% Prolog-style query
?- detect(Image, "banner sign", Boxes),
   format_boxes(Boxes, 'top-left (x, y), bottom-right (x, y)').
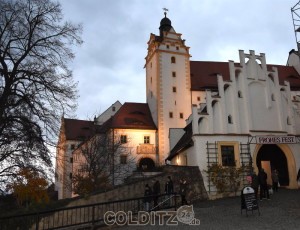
top-left (257, 136), bottom-right (297, 144)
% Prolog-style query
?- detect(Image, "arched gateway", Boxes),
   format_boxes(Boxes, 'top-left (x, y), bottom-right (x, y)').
top-left (253, 144), bottom-right (298, 189)
top-left (138, 157), bottom-right (155, 171)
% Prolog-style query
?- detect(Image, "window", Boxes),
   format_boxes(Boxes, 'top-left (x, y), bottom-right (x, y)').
top-left (70, 144), bottom-right (75, 150)
top-left (120, 135), bottom-right (127, 144)
top-left (69, 173), bottom-right (73, 179)
top-left (171, 56), bottom-right (176, 63)
top-left (271, 94), bottom-right (275, 101)
top-left (150, 62), bottom-right (152, 68)
top-left (151, 91), bottom-right (153, 98)
top-left (228, 115), bottom-right (233, 124)
top-left (172, 72), bottom-right (176, 77)
top-left (173, 87), bottom-right (176, 92)
top-left (180, 113), bottom-right (183, 119)
top-left (120, 155), bottom-right (127, 164)
top-left (287, 116), bottom-right (292, 125)
top-left (144, 136), bottom-right (150, 144)
top-left (169, 112), bottom-right (173, 118)
top-left (221, 146), bottom-right (235, 166)
top-left (151, 77), bottom-right (152, 83)
top-left (112, 106), bottom-right (116, 112)
top-left (238, 91), bottom-right (242, 98)
top-left (70, 157), bottom-right (73, 163)
top-left (197, 96), bottom-right (201, 101)
top-left (176, 46), bottom-right (179, 50)
top-left (166, 45), bottom-right (170, 49)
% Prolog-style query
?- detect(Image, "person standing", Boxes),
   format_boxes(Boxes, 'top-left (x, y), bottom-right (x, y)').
top-left (143, 184), bottom-right (152, 211)
top-left (251, 172), bottom-right (259, 199)
top-left (179, 179), bottom-right (188, 205)
top-left (165, 176), bottom-right (174, 194)
top-left (152, 180), bottom-right (160, 210)
top-left (258, 168), bottom-right (270, 200)
top-left (165, 176), bottom-right (174, 206)
top-left (271, 169), bottom-right (279, 192)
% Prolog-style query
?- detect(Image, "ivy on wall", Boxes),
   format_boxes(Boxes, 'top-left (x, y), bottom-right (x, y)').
top-left (206, 164), bottom-right (248, 194)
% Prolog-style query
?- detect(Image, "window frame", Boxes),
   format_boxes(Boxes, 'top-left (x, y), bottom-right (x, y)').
top-left (144, 136), bottom-right (150, 144)
top-left (120, 135), bottom-right (127, 144)
top-left (217, 142), bottom-right (240, 167)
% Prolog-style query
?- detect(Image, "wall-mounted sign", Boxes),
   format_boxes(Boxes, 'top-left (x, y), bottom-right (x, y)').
top-left (257, 136), bottom-right (297, 144)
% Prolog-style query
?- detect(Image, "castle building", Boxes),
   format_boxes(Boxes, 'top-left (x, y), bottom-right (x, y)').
top-left (55, 13), bottom-right (300, 199)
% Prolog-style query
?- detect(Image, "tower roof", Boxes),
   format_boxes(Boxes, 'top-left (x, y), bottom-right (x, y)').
top-left (159, 12), bottom-right (172, 34)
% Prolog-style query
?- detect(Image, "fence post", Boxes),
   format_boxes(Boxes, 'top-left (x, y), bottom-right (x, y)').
top-left (35, 213), bottom-right (39, 230)
top-left (174, 193), bottom-right (177, 211)
top-left (92, 206), bottom-right (95, 229)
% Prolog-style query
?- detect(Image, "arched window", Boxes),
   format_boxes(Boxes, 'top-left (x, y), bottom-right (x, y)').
top-left (238, 91), bottom-right (243, 98)
top-left (171, 56), bottom-right (176, 63)
top-left (228, 115), bottom-right (233, 124)
top-left (271, 94), bottom-right (275, 101)
top-left (287, 116), bottom-right (292, 125)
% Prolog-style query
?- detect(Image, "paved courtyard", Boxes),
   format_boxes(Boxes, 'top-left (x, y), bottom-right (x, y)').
top-left (117, 188), bottom-right (300, 229)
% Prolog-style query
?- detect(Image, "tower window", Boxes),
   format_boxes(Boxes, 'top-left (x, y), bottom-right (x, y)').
top-left (171, 56), bottom-right (176, 63)
top-left (228, 115), bottom-right (233, 124)
top-left (180, 113), bottom-right (183, 119)
top-left (172, 72), bottom-right (176, 77)
top-left (173, 87), bottom-right (177, 92)
top-left (169, 112), bottom-right (173, 118)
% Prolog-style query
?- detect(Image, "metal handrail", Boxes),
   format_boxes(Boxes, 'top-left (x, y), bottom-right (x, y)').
top-left (0, 192), bottom-right (180, 230)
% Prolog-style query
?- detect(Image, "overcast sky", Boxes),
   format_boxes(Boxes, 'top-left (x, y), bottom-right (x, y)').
top-left (59, 0), bottom-right (298, 120)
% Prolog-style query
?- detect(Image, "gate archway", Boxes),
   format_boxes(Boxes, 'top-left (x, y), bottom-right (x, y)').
top-left (253, 144), bottom-right (297, 188)
top-left (139, 157), bottom-right (155, 171)
top-left (256, 144), bottom-right (289, 186)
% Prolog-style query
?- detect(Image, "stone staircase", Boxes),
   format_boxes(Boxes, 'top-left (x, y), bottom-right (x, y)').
top-left (66, 165), bottom-right (208, 208)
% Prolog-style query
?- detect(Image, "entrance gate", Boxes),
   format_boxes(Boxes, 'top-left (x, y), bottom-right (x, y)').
top-left (248, 135), bottom-right (299, 188)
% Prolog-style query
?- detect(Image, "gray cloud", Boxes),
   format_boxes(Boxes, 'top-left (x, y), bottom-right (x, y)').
top-left (59, 0), bottom-right (297, 119)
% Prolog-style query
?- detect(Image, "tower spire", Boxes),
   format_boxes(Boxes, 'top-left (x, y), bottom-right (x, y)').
top-left (162, 7), bottom-right (168, 17)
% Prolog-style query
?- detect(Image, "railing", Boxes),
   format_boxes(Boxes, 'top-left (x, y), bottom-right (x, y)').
top-left (0, 193), bottom-right (180, 230)
top-left (136, 144), bottom-right (156, 154)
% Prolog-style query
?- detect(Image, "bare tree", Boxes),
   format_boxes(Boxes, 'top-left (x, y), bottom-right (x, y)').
top-left (0, 0), bottom-right (82, 185)
top-left (72, 131), bottom-right (136, 196)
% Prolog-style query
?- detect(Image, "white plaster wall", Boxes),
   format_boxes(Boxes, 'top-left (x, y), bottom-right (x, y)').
top-left (96, 101), bottom-right (122, 125)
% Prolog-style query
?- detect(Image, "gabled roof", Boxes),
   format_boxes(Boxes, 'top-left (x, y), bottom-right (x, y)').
top-left (166, 122), bottom-right (193, 161)
top-left (62, 103), bottom-right (157, 141)
top-left (190, 61), bottom-right (300, 90)
top-left (63, 118), bottom-right (99, 141)
top-left (110, 102), bottom-right (157, 130)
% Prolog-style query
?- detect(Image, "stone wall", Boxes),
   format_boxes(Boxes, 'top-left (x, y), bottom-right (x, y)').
top-left (66, 165), bottom-right (208, 207)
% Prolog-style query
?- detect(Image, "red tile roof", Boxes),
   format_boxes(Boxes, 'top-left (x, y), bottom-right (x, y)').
top-left (190, 61), bottom-right (300, 90)
top-left (62, 103), bottom-right (157, 141)
top-left (111, 102), bottom-right (157, 130)
top-left (63, 118), bottom-right (99, 141)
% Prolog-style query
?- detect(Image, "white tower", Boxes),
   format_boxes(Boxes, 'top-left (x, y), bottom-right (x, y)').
top-left (145, 12), bottom-right (192, 163)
